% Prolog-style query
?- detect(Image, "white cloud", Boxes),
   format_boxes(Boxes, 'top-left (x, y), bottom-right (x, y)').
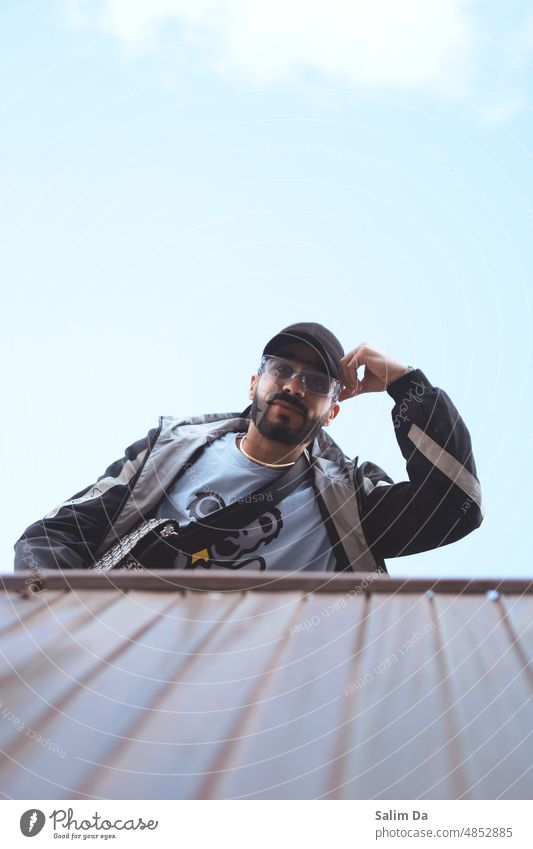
top-left (68, 0), bottom-right (480, 95)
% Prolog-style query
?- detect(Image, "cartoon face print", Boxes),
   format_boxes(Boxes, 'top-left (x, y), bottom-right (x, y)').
top-left (210, 507), bottom-right (283, 567)
top-left (174, 492), bottom-right (284, 571)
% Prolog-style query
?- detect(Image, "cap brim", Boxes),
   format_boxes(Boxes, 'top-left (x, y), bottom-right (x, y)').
top-left (263, 331), bottom-right (341, 381)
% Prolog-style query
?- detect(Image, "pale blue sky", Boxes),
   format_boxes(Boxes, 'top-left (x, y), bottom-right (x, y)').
top-left (2, 1), bottom-right (532, 577)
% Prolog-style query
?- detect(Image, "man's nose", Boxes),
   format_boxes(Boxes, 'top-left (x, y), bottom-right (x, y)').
top-left (281, 374), bottom-right (305, 396)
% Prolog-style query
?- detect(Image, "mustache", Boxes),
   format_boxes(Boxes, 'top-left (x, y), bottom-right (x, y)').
top-left (267, 393), bottom-right (308, 417)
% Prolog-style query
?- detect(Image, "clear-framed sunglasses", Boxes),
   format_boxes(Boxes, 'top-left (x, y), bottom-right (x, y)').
top-left (259, 355), bottom-right (341, 398)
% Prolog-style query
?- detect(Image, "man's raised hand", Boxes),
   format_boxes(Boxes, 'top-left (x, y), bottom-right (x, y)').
top-left (338, 343), bottom-right (408, 402)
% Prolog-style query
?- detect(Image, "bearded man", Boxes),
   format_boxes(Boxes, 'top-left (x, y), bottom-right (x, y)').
top-left (14, 323), bottom-right (482, 574)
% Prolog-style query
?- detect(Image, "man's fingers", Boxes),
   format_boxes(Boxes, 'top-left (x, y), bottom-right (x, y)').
top-left (339, 385), bottom-right (358, 402)
top-left (340, 344), bottom-right (370, 387)
top-left (339, 343), bottom-right (406, 395)
top-left (339, 375), bottom-right (365, 402)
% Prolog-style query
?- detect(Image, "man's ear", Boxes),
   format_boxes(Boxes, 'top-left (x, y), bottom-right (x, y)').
top-left (249, 374), bottom-right (259, 400)
top-left (322, 401), bottom-right (340, 427)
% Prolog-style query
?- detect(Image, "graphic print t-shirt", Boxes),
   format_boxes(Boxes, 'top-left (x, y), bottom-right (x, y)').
top-left (154, 433), bottom-right (336, 572)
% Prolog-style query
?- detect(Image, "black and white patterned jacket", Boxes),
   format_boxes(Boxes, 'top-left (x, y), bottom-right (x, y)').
top-left (14, 368), bottom-right (483, 574)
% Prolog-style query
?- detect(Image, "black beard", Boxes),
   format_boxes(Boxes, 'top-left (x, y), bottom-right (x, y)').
top-left (250, 389), bottom-right (325, 446)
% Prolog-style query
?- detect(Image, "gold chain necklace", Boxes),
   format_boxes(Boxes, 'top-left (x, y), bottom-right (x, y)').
top-left (238, 435), bottom-right (296, 468)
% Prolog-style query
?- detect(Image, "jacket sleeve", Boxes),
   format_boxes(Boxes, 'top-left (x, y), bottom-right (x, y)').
top-left (359, 369), bottom-right (483, 559)
top-left (14, 425), bottom-right (161, 571)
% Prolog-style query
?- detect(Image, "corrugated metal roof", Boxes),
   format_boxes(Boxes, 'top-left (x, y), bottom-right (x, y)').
top-left (1, 571), bottom-right (532, 800)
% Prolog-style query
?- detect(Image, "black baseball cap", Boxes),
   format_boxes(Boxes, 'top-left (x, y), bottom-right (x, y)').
top-left (262, 322), bottom-right (344, 381)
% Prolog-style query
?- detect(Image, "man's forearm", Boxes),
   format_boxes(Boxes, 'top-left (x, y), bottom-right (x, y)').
top-left (361, 369), bottom-right (482, 558)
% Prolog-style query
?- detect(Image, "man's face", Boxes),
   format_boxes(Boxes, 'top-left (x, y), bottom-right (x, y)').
top-left (248, 341), bottom-right (340, 446)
